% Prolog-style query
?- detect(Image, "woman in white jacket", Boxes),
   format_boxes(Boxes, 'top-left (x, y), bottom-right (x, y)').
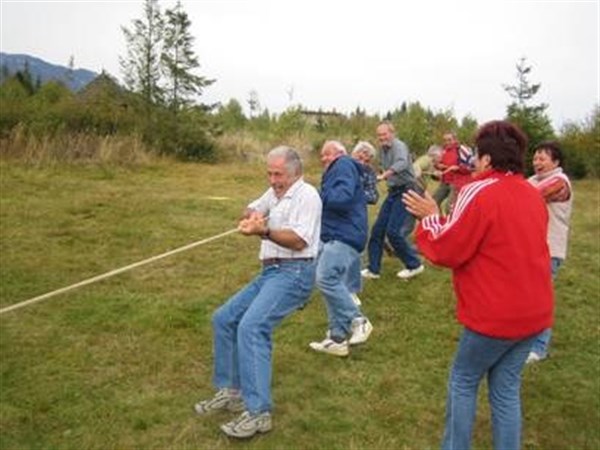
top-left (527, 140), bottom-right (573, 363)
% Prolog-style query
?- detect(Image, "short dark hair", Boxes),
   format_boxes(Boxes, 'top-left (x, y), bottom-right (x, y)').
top-left (475, 121), bottom-right (528, 174)
top-left (533, 141), bottom-right (564, 167)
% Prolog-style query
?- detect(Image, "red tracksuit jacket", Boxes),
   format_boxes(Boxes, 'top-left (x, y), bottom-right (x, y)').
top-left (417, 170), bottom-right (554, 339)
top-left (438, 144), bottom-right (473, 188)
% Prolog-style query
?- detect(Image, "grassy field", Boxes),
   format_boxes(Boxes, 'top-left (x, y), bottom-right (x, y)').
top-left (0, 159), bottom-right (598, 450)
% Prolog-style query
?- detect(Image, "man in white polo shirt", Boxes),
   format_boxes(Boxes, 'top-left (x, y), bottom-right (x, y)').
top-left (194, 146), bottom-right (322, 438)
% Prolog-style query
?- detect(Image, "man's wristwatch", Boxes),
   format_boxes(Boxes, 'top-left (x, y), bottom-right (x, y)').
top-left (261, 228), bottom-right (271, 240)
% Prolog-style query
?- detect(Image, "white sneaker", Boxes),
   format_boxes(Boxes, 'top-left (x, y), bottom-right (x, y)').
top-left (361, 269), bottom-right (380, 279)
top-left (220, 411), bottom-right (272, 438)
top-left (350, 293), bottom-right (362, 306)
top-left (309, 336), bottom-right (349, 356)
top-left (194, 388), bottom-right (245, 415)
top-left (526, 351), bottom-right (543, 364)
top-left (349, 317), bottom-right (373, 345)
top-left (397, 265), bottom-right (425, 279)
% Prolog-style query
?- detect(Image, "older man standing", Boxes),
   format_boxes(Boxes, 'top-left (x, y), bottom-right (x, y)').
top-left (194, 146), bottom-right (322, 439)
top-left (433, 132), bottom-right (474, 213)
top-left (309, 141), bottom-right (373, 356)
top-left (361, 121), bottom-right (425, 280)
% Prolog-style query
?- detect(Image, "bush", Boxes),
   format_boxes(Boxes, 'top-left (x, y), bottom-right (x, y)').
top-left (143, 107), bottom-right (216, 162)
top-left (559, 108), bottom-right (599, 179)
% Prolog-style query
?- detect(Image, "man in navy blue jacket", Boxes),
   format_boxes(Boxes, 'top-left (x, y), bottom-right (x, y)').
top-left (309, 141), bottom-right (374, 357)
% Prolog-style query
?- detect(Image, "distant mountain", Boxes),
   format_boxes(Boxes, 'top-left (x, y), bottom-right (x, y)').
top-left (0, 52), bottom-right (98, 92)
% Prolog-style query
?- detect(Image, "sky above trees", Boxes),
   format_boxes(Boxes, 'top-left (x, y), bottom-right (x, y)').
top-left (1, 0), bottom-right (598, 128)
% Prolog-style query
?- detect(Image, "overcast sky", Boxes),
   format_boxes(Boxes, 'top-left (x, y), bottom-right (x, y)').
top-left (1, 0), bottom-right (598, 129)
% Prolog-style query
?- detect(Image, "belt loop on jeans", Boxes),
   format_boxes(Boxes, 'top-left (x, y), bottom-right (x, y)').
top-left (261, 257), bottom-right (314, 267)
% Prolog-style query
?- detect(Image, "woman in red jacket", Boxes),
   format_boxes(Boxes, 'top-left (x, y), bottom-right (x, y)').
top-left (403, 121), bottom-right (553, 450)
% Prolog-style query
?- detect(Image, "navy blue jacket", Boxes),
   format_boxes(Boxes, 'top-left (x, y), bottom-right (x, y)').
top-left (320, 155), bottom-right (368, 253)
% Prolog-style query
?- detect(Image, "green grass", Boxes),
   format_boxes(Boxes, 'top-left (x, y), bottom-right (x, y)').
top-left (0, 160), bottom-right (598, 449)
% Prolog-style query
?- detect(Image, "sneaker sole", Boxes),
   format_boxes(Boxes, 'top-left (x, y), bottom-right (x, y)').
top-left (220, 423), bottom-right (272, 439)
top-left (194, 398), bottom-right (244, 415)
top-left (361, 270), bottom-right (380, 279)
top-left (308, 343), bottom-right (349, 357)
top-left (397, 268), bottom-right (425, 279)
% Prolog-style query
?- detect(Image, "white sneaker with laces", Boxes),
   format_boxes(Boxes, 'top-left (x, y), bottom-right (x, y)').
top-left (361, 269), bottom-right (380, 279)
top-left (194, 388), bottom-right (244, 415)
top-left (397, 265), bottom-right (425, 279)
top-left (350, 293), bottom-right (362, 306)
top-left (349, 317), bottom-right (373, 345)
top-left (309, 336), bottom-right (349, 356)
top-left (220, 410), bottom-right (272, 438)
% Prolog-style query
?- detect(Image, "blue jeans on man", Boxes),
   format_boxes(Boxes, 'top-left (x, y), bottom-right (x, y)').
top-left (316, 240), bottom-right (363, 339)
top-left (211, 260), bottom-right (315, 413)
top-left (347, 254), bottom-right (362, 295)
top-left (367, 189), bottom-right (421, 274)
top-left (530, 257), bottom-right (563, 358)
top-left (442, 328), bottom-right (537, 450)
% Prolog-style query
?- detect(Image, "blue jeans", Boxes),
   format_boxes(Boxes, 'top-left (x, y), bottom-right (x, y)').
top-left (442, 328), bottom-right (536, 450)
top-left (347, 255), bottom-right (362, 294)
top-left (367, 190), bottom-right (421, 273)
top-left (316, 240), bottom-right (363, 340)
top-left (211, 260), bottom-right (315, 413)
top-left (530, 257), bottom-right (563, 357)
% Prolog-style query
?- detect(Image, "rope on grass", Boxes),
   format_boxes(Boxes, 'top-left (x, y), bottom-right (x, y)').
top-left (0, 228), bottom-right (239, 316)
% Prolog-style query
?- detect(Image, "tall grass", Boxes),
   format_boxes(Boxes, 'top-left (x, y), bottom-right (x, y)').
top-left (0, 159), bottom-right (598, 450)
top-left (0, 125), bottom-right (154, 167)
top-left (0, 126), bottom-right (323, 168)
top-left (214, 131), bottom-right (319, 164)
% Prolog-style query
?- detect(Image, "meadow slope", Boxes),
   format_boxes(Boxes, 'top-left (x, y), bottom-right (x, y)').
top-left (1, 160), bottom-right (598, 450)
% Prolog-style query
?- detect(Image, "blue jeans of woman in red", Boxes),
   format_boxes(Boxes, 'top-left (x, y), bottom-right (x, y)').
top-left (442, 328), bottom-right (536, 450)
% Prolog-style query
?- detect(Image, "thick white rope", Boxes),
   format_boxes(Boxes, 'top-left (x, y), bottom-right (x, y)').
top-left (0, 228), bottom-right (239, 316)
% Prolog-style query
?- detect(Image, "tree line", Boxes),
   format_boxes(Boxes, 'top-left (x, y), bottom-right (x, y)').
top-left (0, 0), bottom-right (597, 177)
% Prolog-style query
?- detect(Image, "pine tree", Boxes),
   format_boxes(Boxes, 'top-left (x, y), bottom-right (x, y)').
top-left (503, 57), bottom-right (554, 171)
top-left (162, 0), bottom-right (214, 112)
top-left (64, 55), bottom-right (75, 88)
top-left (16, 59), bottom-right (35, 95)
top-left (120, 0), bottom-right (164, 106)
top-left (503, 57), bottom-right (542, 107)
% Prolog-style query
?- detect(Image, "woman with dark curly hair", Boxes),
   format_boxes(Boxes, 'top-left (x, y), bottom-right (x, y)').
top-left (403, 120), bottom-right (553, 450)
